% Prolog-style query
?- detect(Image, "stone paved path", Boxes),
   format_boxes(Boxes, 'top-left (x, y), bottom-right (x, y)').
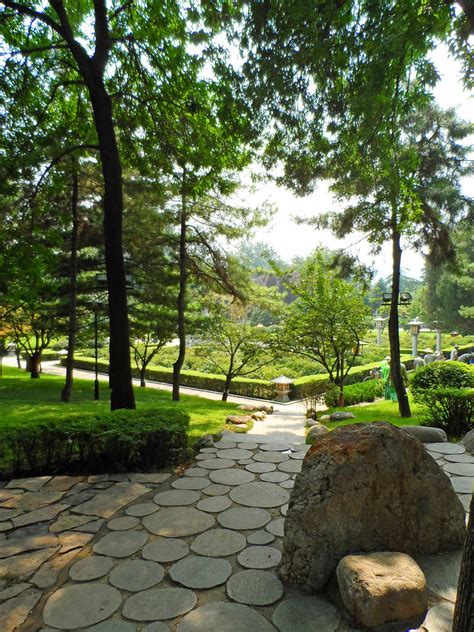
top-left (0, 436), bottom-right (471, 632)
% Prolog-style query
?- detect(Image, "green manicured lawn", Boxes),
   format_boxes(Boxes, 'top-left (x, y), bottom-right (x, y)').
top-left (324, 397), bottom-right (425, 430)
top-left (0, 366), bottom-right (241, 443)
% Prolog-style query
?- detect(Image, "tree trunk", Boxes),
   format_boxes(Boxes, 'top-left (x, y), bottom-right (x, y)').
top-left (172, 175), bottom-right (188, 401)
top-left (389, 229), bottom-right (411, 417)
top-left (61, 169), bottom-right (79, 403)
top-left (222, 372), bottom-right (233, 402)
top-left (30, 351), bottom-right (41, 378)
top-left (140, 367), bottom-right (146, 388)
top-left (16, 348), bottom-right (21, 368)
top-left (453, 494), bottom-right (473, 631)
top-left (87, 79), bottom-right (135, 410)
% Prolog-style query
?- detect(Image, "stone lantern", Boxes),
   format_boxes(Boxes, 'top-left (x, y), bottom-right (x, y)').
top-left (271, 375), bottom-right (293, 402)
top-left (408, 318), bottom-right (422, 358)
top-left (374, 316), bottom-right (386, 345)
top-left (432, 320), bottom-right (442, 354)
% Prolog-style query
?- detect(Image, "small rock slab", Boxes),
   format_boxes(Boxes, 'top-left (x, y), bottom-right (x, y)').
top-left (450, 476), bottom-right (474, 494)
top-left (253, 452), bottom-right (289, 464)
top-left (246, 462), bottom-right (276, 473)
top-left (170, 555), bottom-right (232, 589)
top-left (125, 503), bottom-right (158, 517)
top-left (142, 537), bottom-right (189, 563)
top-left (176, 602), bottom-right (276, 632)
top-left (0, 587), bottom-right (42, 632)
top-left (172, 478), bottom-right (211, 490)
top-left (278, 460), bottom-right (302, 474)
top-left (6, 477), bottom-right (51, 492)
top-left (279, 479), bottom-right (295, 489)
top-left (110, 559), bottom-right (165, 591)
top-left (209, 469), bottom-right (255, 486)
top-left (153, 490), bottom-right (200, 506)
top-left (266, 518), bottom-right (285, 537)
top-left (247, 530), bottom-right (275, 545)
top-left (0, 548), bottom-right (57, 581)
top-left (0, 533), bottom-right (58, 559)
top-left (230, 482), bottom-right (289, 508)
top-left (69, 556), bottom-right (114, 581)
top-left (218, 507), bottom-right (272, 530)
top-left (202, 484), bottom-right (231, 496)
top-left (190, 528), bottom-right (246, 557)
top-left (197, 459), bottom-right (236, 470)
top-left (43, 583), bottom-right (122, 629)
top-left (214, 441), bottom-right (236, 449)
top-left (73, 483), bottom-right (149, 519)
top-left (143, 507), bottom-right (214, 537)
top-left (108, 516), bottom-right (140, 531)
top-left (289, 452), bottom-right (306, 460)
top-left (260, 443), bottom-right (290, 452)
top-left (196, 496), bottom-right (232, 513)
top-left (88, 622), bottom-right (136, 632)
top-left (13, 503), bottom-right (68, 528)
top-left (444, 453), bottom-right (474, 463)
top-left (272, 595), bottom-right (341, 632)
top-left (443, 462), bottom-right (474, 477)
top-left (216, 448), bottom-right (254, 460)
top-left (50, 514), bottom-right (92, 533)
top-left (237, 546), bottom-right (282, 569)
top-left (227, 569), bottom-right (284, 606)
top-left (122, 587), bottom-right (196, 621)
top-left (260, 471), bottom-right (290, 483)
top-left (93, 531), bottom-right (148, 558)
top-left (31, 549), bottom-right (79, 588)
top-left (426, 442), bottom-right (465, 454)
top-left (184, 468), bottom-right (209, 478)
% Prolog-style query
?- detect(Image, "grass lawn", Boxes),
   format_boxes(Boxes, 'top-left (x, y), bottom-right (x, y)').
top-left (0, 366), bottom-right (241, 444)
top-left (324, 396), bottom-right (425, 431)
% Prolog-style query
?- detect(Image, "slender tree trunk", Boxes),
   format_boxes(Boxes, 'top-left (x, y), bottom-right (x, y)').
top-left (30, 351), bottom-right (41, 378)
top-left (453, 495), bottom-right (473, 631)
top-left (61, 170), bottom-right (79, 403)
top-left (16, 348), bottom-right (21, 368)
top-left (389, 229), bottom-right (411, 417)
top-left (172, 175), bottom-right (187, 401)
top-left (140, 366), bottom-right (146, 388)
top-left (222, 361), bottom-right (234, 402)
top-left (87, 79), bottom-right (135, 410)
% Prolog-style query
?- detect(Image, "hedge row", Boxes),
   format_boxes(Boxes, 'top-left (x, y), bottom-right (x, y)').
top-left (66, 357), bottom-right (276, 400)
top-left (0, 408), bottom-right (190, 479)
top-left (324, 379), bottom-right (384, 407)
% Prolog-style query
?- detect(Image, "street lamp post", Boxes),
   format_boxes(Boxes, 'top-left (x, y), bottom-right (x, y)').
top-left (374, 316), bottom-right (386, 345)
top-left (408, 318), bottom-right (422, 358)
top-left (432, 321), bottom-right (442, 354)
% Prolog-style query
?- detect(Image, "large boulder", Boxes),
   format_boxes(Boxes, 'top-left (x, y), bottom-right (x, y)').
top-left (306, 423), bottom-right (329, 441)
top-left (329, 411), bottom-right (356, 421)
top-left (336, 552), bottom-right (427, 628)
top-left (280, 423), bottom-right (465, 592)
top-left (401, 425), bottom-right (447, 444)
top-left (462, 428), bottom-right (474, 453)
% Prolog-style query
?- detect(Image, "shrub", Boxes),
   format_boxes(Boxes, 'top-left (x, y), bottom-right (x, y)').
top-left (410, 361), bottom-right (474, 390)
top-left (415, 388), bottom-right (474, 437)
top-left (0, 408), bottom-right (190, 479)
top-left (296, 380), bottom-right (331, 418)
top-left (324, 379), bottom-right (384, 407)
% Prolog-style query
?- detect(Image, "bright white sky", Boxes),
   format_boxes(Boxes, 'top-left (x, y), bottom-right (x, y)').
top-left (243, 43), bottom-right (473, 280)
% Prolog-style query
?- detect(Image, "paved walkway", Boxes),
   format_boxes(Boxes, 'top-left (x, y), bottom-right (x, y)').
top-left (0, 433), bottom-right (472, 632)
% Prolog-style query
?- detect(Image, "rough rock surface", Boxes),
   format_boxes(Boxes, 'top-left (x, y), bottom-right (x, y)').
top-left (402, 426), bottom-right (447, 443)
top-left (329, 412), bottom-right (355, 421)
top-left (336, 552), bottom-right (428, 628)
top-left (462, 428), bottom-right (474, 453)
top-left (306, 423), bottom-right (329, 440)
top-left (280, 423), bottom-right (466, 591)
top-left (226, 415), bottom-right (251, 425)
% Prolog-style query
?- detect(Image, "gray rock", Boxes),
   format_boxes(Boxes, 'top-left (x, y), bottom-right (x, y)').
top-left (277, 460), bottom-right (302, 474)
top-left (169, 555), bottom-right (232, 588)
top-left (31, 548), bottom-right (79, 588)
top-left (306, 423), bottom-right (330, 440)
top-left (414, 550), bottom-right (462, 602)
top-left (329, 412), bottom-right (356, 421)
top-left (153, 490), bottom-right (200, 506)
top-left (197, 458), bottom-right (236, 470)
top-left (444, 452), bottom-right (474, 463)
top-left (216, 448), bottom-right (254, 460)
top-left (217, 507), bottom-right (272, 530)
top-left (125, 502), bottom-right (159, 517)
top-left (230, 482), bottom-right (289, 508)
top-left (73, 482), bottom-right (149, 518)
top-left (196, 496), bottom-right (232, 513)
top-left (247, 530), bottom-right (275, 545)
top-left (171, 477), bottom-right (211, 490)
top-left (176, 602), bottom-right (276, 632)
top-left (43, 583), bottom-right (122, 629)
top-left (122, 587), bottom-right (196, 621)
top-left (202, 483), bottom-right (231, 496)
top-left (272, 595), bottom-right (341, 632)
top-left (226, 415), bottom-right (252, 425)
top-left (281, 423), bottom-right (466, 592)
top-left (184, 467), bottom-right (211, 478)
top-left (69, 555), bottom-right (114, 581)
top-left (237, 546), bottom-right (282, 569)
top-left (195, 434), bottom-right (214, 449)
top-left (253, 452), bottom-right (289, 464)
top-left (226, 569), bottom-right (284, 605)
top-left (190, 528), bottom-right (246, 557)
top-left (6, 476), bottom-right (51, 491)
top-left (266, 518), bottom-right (285, 537)
top-left (209, 468), bottom-right (255, 486)
top-left (279, 479), bottom-right (295, 489)
top-left (0, 582), bottom-right (30, 602)
top-left (0, 533), bottom-right (58, 559)
top-left (443, 462), bottom-right (474, 477)
top-left (142, 537), bottom-right (189, 563)
top-left (0, 547), bottom-right (57, 581)
top-left (108, 516), bottom-right (140, 530)
top-left (402, 426), bottom-right (447, 443)
top-left (462, 428), bottom-right (474, 453)
top-left (450, 476), bottom-right (474, 493)
top-left (142, 507), bottom-right (214, 537)
top-left (245, 462), bottom-right (277, 473)
top-left (73, 518), bottom-right (104, 533)
top-left (260, 443), bottom-right (290, 451)
top-left (213, 441), bottom-right (236, 449)
top-left (260, 471), bottom-right (290, 483)
top-left (12, 503), bottom-right (69, 528)
top-left (426, 442), bottom-right (465, 454)
top-left (109, 559), bottom-right (165, 591)
top-left (0, 587), bottom-right (42, 632)
top-left (50, 514), bottom-right (92, 533)
top-left (93, 530), bottom-right (148, 557)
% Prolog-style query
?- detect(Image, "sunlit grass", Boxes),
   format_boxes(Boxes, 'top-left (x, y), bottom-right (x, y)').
top-left (324, 396), bottom-right (425, 430)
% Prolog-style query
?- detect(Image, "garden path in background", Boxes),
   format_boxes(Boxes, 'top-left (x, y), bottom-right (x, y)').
top-left (0, 436), bottom-right (472, 632)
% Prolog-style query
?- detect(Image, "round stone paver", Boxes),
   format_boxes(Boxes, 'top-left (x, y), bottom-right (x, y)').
top-left (122, 587), bottom-right (196, 621)
top-left (272, 595), bottom-right (341, 631)
top-left (253, 452), bottom-right (289, 464)
top-left (260, 471), bottom-right (290, 483)
top-left (444, 453), bottom-right (474, 463)
top-left (245, 462), bottom-right (276, 474)
top-left (88, 621), bottom-right (136, 632)
top-left (197, 458), bottom-right (236, 470)
top-left (237, 546), bottom-right (282, 569)
top-left (227, 569), bottom-right (284, 606)
top-left (93, 530), bottom-right (148, 558)
top-left (279, 479), bottom-right (295, 489)
top-left (216, 448), bottom-right (254, 460)
top-left (190, 528), bottom-right (246, 557)
top-left (213, 441), bottom-right (236, 449)
top-left (289, 451), bottom-right (306, 460)
top-left (169, 555), bottom-right (232, 589)
top-left (196, 496), bottom-right (232, 513)
top-left (195, 453), bottom-right (216, 460)
top-left (143, 507), bottom-right (214, 537)
top-left (184, 468), bottom-right (210, 478)
top-left (143, 623), bottom-right (170, 632)
top-left (443, 462), bottom-right (474, 477)
top-left (278, 460), bottom-right (302, 473)
top-left (43, 583), bottom-right (122, 629)
top-left (238, 458), bottom-right (253, 465)
top-left (109, 559), bottom-right (165, 592)
top-left (217, 507), bottom-right (272, 530)
top-left (230, 482), bottom-right (289, 508)
top-left (126, 503), bottom-right (159, 517)
top-left (426, 442), bottom-right (465, 454)
top-left (209, 468), bottom-right (255, 486)
top-left (142, 537), bottom-right (189, 563)
top-left (450, 476), bottom-right (474, 494)
top-left (200, 447), bottom-right (217, 453)
top-left (260, 443), bottom-right (290, 452)
top-left (108, 516), bottom-right (140, 531)
top-left (69, 556), bottom-right (114, 582)
top-left (266, 518), bottom-right (285, 537)
top-left (172, 478), bottom-right (211, 491)
top-left (176, 602), bottom-right (276, 632)
top-left (247, 530), bottom-right (275, 545)
top-left (202, 483), bottom-right (231, 496)
top-left (153, 490), bottom-right (200, 506)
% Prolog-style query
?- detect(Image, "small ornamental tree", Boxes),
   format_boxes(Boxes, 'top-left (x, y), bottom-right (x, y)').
top-left (279, 256), bottom-right (371, 406)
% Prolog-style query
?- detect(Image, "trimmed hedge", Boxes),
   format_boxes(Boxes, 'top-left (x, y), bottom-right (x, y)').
top-left (414, 388), bottom-right (474, 437)
top-left (0, 408), bottom-right (190, 479)
top-left (410, 361), bottom-right (474, 390)
top-left (324, 379), bottom-right (384, 407)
